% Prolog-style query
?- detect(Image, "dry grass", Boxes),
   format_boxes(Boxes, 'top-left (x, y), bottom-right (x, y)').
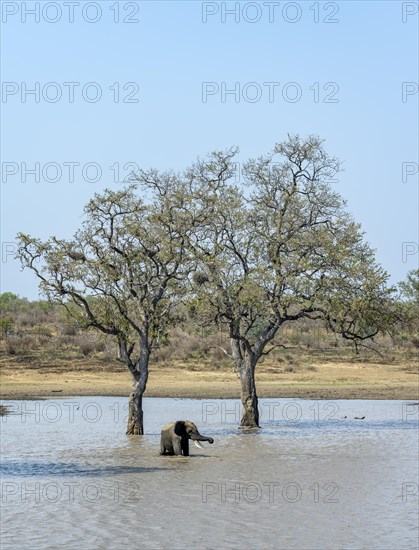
top-left (1, 350), bottom-right (417, 401)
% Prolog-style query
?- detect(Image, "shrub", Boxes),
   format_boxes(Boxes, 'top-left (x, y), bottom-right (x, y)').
top-left (166, 327), bottom-right (204, 361)
top-left (61, 323), bottom-right (78, 336)
top-left (35, 325), bottom-right (52, 337)
top-left (5, 335), bottom-right (37, 355)
top-left (187, 348), bottom-right (206, 360)
top-left (289, 333), bottom-right (302, 345)
top-left (18, 313), bottom-right (35, 327)
top-left (152, 346), bottom-right (173, 363)
top-left (78, 340), bottom-right (96, 356)
top-left (74, 333), bottom-right (106, 356)
top-left (0, 317), bottom-right (15, 338)
top-left (208, 346), bottom-right (229, 361)
top-left (57, 334), bottom-right (73, 348)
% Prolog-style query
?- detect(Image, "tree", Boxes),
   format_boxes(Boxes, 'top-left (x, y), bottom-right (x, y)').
top-left (399, 269), bottom-right (419, 305)
top-left (190, 135), bottom-right (396, 427)
top-left (0, 292), bottom-right (20, 305)
top-left (17, 182), bottom-right (192, 435)
top-left (0, 292), bottom-right (28, 311)
top-left (398, 269), bottom-right (419, 335)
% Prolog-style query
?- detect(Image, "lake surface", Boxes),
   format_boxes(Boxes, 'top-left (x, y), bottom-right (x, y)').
top-left (1, 397), bottom-right (418, 549)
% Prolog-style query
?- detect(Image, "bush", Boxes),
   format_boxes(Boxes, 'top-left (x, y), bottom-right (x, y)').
top-left (187, 348), bottom-right (206, 360)
top-left (0, 317), bottom-right (15, 338)
top-left (5, 335), bottom-right (37, 355)
top-left (61, 323), bottom-right (78, 336)
top-left (102, 345), bottom-right (119, 363)
top-left (35, 325), bottom-right (53, 337)
top-left (166, 327), bottom-right (204, 361)
top-left (78, 340), bottom-right (97, 356)
top-left (18, 313), bottom-right (35, 327)
top-left (208, 346), bottom-right (228, 361)
top-left (74, 334), bottom-right (106, 356)
top-left (288, 333), bottom-right (302, 345)
top-left (152, 345), bottom-right (172, 363)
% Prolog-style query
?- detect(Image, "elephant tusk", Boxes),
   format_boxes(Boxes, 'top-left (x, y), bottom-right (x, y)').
top-left (193, 440), bottom-right (204, 449)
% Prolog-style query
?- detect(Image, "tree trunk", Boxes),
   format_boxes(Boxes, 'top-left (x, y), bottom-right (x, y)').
top-left (230, 339), bottom-right (260, 428)
top-left (126, 334), bottom-right (149, 435)
top-left (239, 357), bottom-right (260, 427)
top-left (126, 377), bottom-right (145, 435)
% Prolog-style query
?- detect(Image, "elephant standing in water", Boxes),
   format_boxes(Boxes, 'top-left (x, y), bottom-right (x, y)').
top-left (160, 420), bottom-right (214, 456)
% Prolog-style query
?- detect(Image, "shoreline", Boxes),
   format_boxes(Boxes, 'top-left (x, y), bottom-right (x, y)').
top-left (1, 379), bottom-right (418, 402)
top-left (1, 360), bottom-right (418, 402)
top-left (2, 390), bottom-right (418, 401)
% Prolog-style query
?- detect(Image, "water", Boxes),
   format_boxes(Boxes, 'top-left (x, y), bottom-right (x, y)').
top-left (1, 397), bottom-right (418, 549)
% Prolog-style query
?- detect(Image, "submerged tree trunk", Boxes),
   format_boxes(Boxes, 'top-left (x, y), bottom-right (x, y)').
top-left (231, 340), bottom-right (260, 428)
top-left (239, 357), bottom-right (260, 427)
top-left (230, 321), bottom-right (282, 428)
top-left (126, 335), bottom-right (149, 435)
top-left (126, 376), bottom-right (146, 435)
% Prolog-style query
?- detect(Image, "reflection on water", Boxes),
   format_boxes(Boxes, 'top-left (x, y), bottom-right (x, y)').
top-left (1, 398), bottom-right (418, 549)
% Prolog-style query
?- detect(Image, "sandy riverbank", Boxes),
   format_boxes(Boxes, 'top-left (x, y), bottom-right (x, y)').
top-left (1, 359), bottom-right (418, 401)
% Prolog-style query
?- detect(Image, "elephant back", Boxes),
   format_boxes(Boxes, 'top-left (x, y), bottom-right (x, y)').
top-left (161, 422), bottom-right (175, 431)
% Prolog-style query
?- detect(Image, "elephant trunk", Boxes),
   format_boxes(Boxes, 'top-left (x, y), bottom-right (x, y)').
top-left (191, 434), bottom-right (214, 444)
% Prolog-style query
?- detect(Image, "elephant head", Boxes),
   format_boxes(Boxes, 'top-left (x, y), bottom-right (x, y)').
top-left (173, 420), bottom-right (214, 448)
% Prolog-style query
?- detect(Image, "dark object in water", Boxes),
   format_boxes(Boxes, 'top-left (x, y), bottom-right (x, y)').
top-left (354, 416), bottom-right (365, 420)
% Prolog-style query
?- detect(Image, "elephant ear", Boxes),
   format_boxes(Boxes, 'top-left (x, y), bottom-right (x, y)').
top-left (173, 421), bottom-right (186, 436)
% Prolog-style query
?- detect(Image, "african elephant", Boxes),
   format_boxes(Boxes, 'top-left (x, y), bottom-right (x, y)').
top-left (160, 420), bottom-right (214, 456)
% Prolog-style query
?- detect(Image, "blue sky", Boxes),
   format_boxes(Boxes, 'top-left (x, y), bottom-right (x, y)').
top-left (1, 0), bottom-right (418, 299)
